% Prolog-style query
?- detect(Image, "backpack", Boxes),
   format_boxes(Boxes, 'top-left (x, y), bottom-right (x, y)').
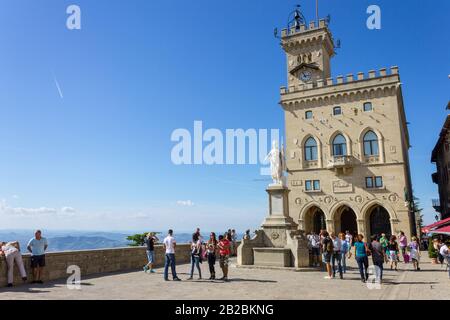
top-left (325, 238), bottom-right (334, 253)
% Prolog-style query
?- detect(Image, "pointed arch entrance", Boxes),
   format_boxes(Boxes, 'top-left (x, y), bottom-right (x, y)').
top-left (369, 205), bottom-right (392, 237)
top-left (304, 206), bottom-right (326, 234)
top-left (333, 205), bottom-right (358, 235)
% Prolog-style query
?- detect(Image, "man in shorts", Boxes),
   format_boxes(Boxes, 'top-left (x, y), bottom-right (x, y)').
top-left (27, 230), bottom-right (48, 284)
top-left (321, 231), bottom-right (333, 279)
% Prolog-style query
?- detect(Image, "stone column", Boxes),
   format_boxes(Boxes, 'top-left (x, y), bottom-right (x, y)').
top-left (357, 219), bottom-right (367, 239)
top-left (326, 219), bottom-right (334, 234)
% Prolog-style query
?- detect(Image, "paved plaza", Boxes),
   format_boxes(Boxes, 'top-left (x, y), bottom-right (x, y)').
top-left (0, 254), bottom-right (449, 300)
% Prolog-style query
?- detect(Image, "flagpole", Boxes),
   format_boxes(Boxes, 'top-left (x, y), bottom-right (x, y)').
top-left (316, 0), bottom-right (319, 25)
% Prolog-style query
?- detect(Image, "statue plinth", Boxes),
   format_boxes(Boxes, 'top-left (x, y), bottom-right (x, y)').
top-left (261, 184), bottom-right (297, 248)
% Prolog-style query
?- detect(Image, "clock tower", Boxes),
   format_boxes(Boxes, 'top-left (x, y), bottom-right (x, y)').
top-left (280, 14), bottom-right (335, 87)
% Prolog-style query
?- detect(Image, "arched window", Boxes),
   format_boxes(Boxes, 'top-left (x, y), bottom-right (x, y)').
top-left (363, 130), bottom-right (379, 156)
top-left (332, 134), bottom-right (347, 156)
top-left (304, 137), bottom-right (318, 161)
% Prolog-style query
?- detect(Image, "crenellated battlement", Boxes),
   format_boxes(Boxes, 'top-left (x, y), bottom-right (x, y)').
top-left (280, 66), bottom-right (399, 95)
top-left (281, 19), bottom-right (328, 38)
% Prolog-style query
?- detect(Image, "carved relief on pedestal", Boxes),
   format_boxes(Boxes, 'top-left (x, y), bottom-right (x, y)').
top-left (271, 232), bottom-right (280, 240)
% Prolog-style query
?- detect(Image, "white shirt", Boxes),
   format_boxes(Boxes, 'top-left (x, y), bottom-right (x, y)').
top-left (332, 238), bottom-right (342, 252)
top-left (345, 234), bottom-right (352, 244)
top-left (310, 235), bottom-right (320, 248)
top-left (440, 244), bottom-right (449, 257)
top-left (163, 235), bottom-right (176, 254)
top-left (1, 243), bottom-right (19, 256)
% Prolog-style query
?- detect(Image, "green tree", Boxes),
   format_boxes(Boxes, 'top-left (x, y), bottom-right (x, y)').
top-left (413, 196), bottom-right (424, 234)
top-left (126, 232), bottom-right (161, 246)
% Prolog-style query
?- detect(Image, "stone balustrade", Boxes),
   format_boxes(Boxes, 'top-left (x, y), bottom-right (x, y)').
top-left (0, 244), bottom-right (192, 287)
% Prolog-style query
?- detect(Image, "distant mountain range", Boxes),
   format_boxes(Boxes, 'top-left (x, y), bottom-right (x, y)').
top-left (0, 230), bottom-right (241, 252)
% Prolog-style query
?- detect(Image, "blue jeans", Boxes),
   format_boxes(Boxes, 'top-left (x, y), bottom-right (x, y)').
top-left (331, 251), bottom-right (343, 276)
top-left (190, 255), bottom-right (202, 278)
top-left (356, 256), bottom-right (369, 280)
top-left (340, 252), bottom-right (347, 273)
top-left (146, 250), bottom-right (155, 264)
top-left (164, 253), bottom-right (178, 280)
top-left (373, 260), bottom-right (384, 281)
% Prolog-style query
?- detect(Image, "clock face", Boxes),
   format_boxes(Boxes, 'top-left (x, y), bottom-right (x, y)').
top-left (299, 70), bottom-right (312, 82)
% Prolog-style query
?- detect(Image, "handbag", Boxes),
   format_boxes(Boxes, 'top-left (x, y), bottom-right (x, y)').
top-left (364, 243), bottom-right (372, 256)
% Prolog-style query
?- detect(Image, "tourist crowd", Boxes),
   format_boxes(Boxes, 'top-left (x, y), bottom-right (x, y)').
top-left (1, 227), bottom-right (449, 288)
top-left (143, 228), bottom-right (238, 282)
top-left (307, 229), bottom-right (450, 283)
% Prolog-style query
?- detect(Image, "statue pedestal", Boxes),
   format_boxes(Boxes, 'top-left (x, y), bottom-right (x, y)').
top-left (261, 185), bottom-right (297, 248)
top-left (237, 184), bottom-right (310, 269)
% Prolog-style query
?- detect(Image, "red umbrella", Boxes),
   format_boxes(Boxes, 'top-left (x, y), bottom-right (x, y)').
top-left (429, 225), bottom-right (450, 235)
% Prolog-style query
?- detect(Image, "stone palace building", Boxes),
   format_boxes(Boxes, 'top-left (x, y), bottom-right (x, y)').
top-left (279, 19), bottom-right (417, 239)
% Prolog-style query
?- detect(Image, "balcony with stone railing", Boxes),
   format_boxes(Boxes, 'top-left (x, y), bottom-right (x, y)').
top-left (364, 155), bottom-right (381, 164)
top-left (327, 155), bottom-right (355, 174)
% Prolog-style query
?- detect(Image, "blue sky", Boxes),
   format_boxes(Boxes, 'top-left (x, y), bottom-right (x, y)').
top-left (0, 0), bottom-right (448, 232)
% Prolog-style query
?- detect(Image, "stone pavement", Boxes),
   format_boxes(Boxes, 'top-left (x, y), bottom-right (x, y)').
top-left (0, 254), bottom-right (448, 300)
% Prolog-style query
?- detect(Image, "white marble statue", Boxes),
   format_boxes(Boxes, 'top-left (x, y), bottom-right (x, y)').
top-left (265, 140), bottom-right (286, 186)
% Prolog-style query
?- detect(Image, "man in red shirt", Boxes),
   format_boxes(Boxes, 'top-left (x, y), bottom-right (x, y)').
top-left (218, 234), bottom-right (230, 281)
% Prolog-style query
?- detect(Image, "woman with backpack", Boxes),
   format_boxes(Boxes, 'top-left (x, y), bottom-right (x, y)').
top-left (206, 232), bottom-right (218, 280)
top-left (354, 234), bottom-right (371, 283)
top-left (187, 233), bottom-right (202, 280)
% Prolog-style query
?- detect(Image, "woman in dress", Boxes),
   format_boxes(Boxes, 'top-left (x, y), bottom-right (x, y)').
top-left (408, 236), bottom-right (421, 271)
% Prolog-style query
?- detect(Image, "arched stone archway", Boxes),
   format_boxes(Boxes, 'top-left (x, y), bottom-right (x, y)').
top-left (368, 205), bottom-right (392, 237)
top-left (303, 206), bottom-right (326, 234)
top-left (332, 205), bottom-right (358, 236)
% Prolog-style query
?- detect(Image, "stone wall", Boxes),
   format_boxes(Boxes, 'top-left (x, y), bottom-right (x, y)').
top-left (0, 244), bottom-right (192, 287)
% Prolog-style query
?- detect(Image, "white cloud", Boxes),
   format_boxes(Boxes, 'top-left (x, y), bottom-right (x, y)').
top-left (61, 207), bottom-right (76, 213)
top-left (6, 206), bottom-right (57, 216)
top-left (176, 200), bottom-right (195, 207)
top-left (12, 195), bottom-right (19, 200)
top-left (0, 200), bottom-right (75, 217)
top-left (131, 212), bottom-right (151, 219)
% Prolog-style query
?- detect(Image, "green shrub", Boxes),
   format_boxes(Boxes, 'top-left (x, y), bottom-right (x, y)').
top-left (428, 238), bottom-right (438, 258)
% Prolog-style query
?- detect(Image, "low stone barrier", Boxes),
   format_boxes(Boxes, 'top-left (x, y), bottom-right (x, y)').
top-left (0, 244), bottom-right (192, 287)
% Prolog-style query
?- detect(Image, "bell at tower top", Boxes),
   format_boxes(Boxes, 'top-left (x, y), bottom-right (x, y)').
top-left (279, 6), bottom-right (336, 84)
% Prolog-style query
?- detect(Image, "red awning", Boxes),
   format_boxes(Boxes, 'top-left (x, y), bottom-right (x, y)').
top-left (422, 216), bottom-right (450, 233)
top-left (429, 225), bottom-right (450, 235)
